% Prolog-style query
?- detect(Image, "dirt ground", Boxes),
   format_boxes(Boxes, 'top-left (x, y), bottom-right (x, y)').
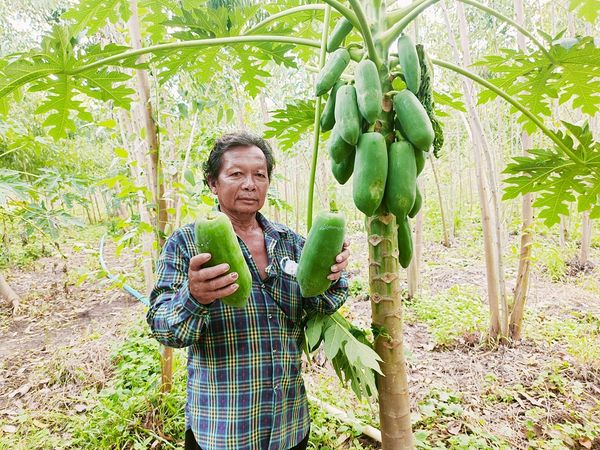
top-left (0, 233), bottom-right (599, 449)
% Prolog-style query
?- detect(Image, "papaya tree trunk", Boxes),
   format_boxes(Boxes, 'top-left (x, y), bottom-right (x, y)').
top-left (0, 272), bottom-right (19, 314)
top-left (509, 0), bottom-right (534, 341)
top-left (368, 214), bottom-right (414, 449)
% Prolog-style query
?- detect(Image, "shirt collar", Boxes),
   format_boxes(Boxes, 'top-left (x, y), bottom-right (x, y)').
top-left (213, 204), bottom-right (288, 238)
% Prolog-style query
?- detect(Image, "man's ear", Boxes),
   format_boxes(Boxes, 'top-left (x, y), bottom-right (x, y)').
top-left (208, 178), bottom-right (217, 195)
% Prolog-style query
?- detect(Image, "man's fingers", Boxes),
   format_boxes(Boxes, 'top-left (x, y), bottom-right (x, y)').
top-left (191, 262), bottom-right (230, 281)
top-left (189, 253), bottom-right (211, 271)
top-left (211, 282), bottom-right (240, 299)
top-left (204, 272), bottom-right (238, 291)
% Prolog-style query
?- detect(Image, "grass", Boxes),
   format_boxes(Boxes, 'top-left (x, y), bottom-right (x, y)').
top-left (524, 311), bottom-right (600, 368)
top-left (404, 285), bottom-right (488, 348)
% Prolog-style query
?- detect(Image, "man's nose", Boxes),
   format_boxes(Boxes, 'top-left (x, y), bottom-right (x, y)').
top-left (241, 175), bottom-right (256, 190)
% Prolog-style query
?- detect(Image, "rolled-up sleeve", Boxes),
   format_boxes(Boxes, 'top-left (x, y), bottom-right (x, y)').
top-left (146, 227), bottom-right (211, 348)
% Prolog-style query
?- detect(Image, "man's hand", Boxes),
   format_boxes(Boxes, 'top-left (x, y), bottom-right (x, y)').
top-left (327, 240), bottom-right (350, 282)
top-left (188, 253), bottom-right (239, 305)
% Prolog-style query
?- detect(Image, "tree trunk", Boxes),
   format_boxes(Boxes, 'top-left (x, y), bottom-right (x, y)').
top-left (368, 214), bottom-right (414, 449)
top-left (407, 179), bottom-right (424, 299)
top-left (174, 112), bottom-right (199, 229)
top-left (509, 0), bottom-right (535, 341)
top-left (444, 4), bottom-right (507, 339)
top-left (128, 0), bottom-right (168, 251)
top-left (429, 155), bottom-right (450, 247)
top-left (0, 272), bottom-right (19, 313)
top-left (579, 211), bottom-right (592, 266)
top-left (128, 0), bottom-right (171, 392)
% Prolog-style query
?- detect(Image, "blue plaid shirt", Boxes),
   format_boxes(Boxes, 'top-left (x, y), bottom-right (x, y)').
top-left (147, 212), bottom-right (348, 450)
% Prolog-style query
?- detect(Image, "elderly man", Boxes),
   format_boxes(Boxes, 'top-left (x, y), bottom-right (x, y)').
top-left (147, 131), bottom-right (350, 450)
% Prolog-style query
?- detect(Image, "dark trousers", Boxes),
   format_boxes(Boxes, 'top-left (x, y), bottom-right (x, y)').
top-left (185, 428), bottom-right (310, 450)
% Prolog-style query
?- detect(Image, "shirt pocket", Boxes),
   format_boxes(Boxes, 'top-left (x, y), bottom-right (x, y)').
top-left (270, 258), bottom-right (303, 325)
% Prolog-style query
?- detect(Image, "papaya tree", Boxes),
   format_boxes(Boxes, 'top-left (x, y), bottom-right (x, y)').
top-left (1, 1), bottom-right (598, 448)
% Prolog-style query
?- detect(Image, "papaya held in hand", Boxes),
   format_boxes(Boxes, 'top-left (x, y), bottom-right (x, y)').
top-left (296, 206), bottom-right (347, 297)
top-left (194, 211), bottom-right (252, 308)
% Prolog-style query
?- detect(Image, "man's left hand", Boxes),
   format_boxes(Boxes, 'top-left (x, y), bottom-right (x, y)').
top-left (327, 240), bottom-right (350, 282)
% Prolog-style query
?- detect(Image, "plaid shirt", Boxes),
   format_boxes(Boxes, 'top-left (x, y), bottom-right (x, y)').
top-left (147, 212), bottom-right (348, 450)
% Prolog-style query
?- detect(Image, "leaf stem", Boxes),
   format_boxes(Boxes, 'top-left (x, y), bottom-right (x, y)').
top-left (347, 0), bottom-right (381, 66)
top-left (431, 58), bottom-right (585, 165)
top-left (385, 0), bottom-right (429, 26)
top-left (320, 0), bottom-right (360, 29)
top-left (307, 6), bottom-right (331, 232)
top-left (242, 5), bottom-right (326, 35)
top-left (65, 36), bottom-right (322, 75)
top-left (381, 0), bottom-right (440, 51)
top-left (457, 0), bottom-right (554, 62)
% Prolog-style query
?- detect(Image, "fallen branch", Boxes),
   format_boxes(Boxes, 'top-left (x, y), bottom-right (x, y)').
top-left (307, 393), bottom-right (382, 442)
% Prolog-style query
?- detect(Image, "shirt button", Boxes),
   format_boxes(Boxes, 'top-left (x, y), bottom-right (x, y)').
top-left (268, 314), bottom-right (273, 319)
top-left (260, 283), bottom-right (265, 289)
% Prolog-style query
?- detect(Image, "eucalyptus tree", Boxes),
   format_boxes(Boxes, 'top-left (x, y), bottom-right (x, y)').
top-left (0, 1), bottom-right (598, 448)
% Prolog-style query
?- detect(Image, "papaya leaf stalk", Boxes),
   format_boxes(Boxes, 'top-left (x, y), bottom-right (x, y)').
top-left (307, 6), bottom-right (332, 231)
top-left (431, 58), bottom-right (586, 166)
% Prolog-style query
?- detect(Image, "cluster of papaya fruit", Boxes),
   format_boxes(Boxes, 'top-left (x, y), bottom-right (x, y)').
top-left (315, 18), bottom-right (440, 269)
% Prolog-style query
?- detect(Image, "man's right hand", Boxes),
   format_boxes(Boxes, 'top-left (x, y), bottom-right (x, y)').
top-left (188, 253), bottom-right (239, 305)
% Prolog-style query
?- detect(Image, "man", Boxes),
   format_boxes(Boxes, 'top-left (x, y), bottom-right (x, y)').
top-left (147, 131), bottom-right (350, 450)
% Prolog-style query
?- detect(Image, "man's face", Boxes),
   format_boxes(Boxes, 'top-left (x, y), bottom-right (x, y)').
top-left (209, 145), bottom-right (270, 217)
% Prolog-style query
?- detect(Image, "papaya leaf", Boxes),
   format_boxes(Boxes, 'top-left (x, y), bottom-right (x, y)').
top-left (264, 99), bottom-right (318, 151)
top-left (32, 75), bottom-right (92, 140)
top-left (476, 36), bottom-right (600, 127)
top-left (77, 69), bottom-right (135, 108)
top-left (61, 0), bottom-right (130, 35)
top-left (323, 322), bottom-right (344, 360)
top-left (503, 122), bottom-right (600, 227)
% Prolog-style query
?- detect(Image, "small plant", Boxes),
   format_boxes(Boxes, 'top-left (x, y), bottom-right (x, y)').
top-left (405, 285), bottom-right (487, 347)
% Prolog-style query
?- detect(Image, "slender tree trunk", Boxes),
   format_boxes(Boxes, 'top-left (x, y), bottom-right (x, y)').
top-left (174, 112), bottom-right (199, 229)
top-left (407, 179), bottom-right (424, 299)
top-left (509, 0), bottom-right (535, 341)
top-left (579, 211), bottom-right (592, 266)
top-left (445, 4), bottom-right (507, 339)
top-left (429, 156), bottom-right (450, 247)
top-left (368, 214), bottom-right (414, 450)
top-left (128, 0), bottom-right (171, 392)
top-left (0, 272), bottom-right (19, 313)
top-left (128, 0), bottom-right (168, 251)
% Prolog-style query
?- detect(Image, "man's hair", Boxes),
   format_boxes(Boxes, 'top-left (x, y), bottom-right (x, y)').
top-left (203, 131), bottom-right (275, 186)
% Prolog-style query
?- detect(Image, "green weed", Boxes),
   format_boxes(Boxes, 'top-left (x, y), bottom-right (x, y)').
top-left (412, 389), bottom-right (509, 449)
top-left (405, 285), bottom-right (487, 347)
top-left (524, 312), bottom-right (600, 367)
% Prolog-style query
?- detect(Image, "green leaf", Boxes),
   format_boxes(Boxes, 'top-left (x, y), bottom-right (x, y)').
top-left (476, 36), bottom-right (600, 123)
top-left (264, 99), bottom-right (318, 151)
top-left (323, 321), bottom-right (344, 360)
top-left (61, 0), bottom-right (130, 35)
top-left (77, 68), bottom-right (135, 108)
top-left (305, 315), bottom-right (325, 351)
